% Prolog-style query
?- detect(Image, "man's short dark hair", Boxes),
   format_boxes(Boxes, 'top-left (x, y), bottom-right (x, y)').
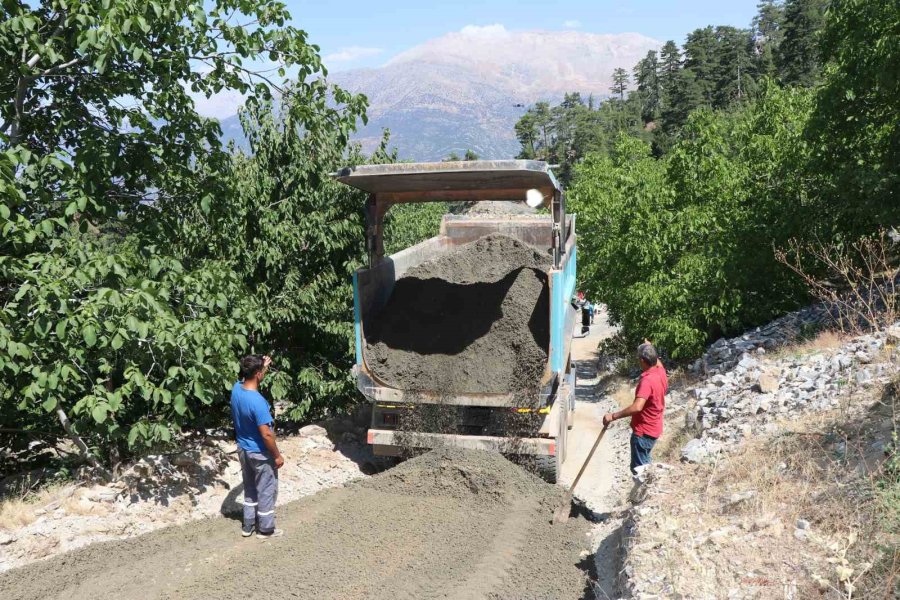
top-left (637, 342), bottom-right (658, 366)
top-left (239, 355), bottom-right (264, 380)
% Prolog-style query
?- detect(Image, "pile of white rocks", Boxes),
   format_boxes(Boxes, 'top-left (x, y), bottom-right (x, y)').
top-left (690, 305), bottom-right (830, 375)
top-left (677, 322), bottom-right (900, 464)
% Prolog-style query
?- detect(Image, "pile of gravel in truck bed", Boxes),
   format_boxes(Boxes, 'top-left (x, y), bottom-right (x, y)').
top-left (364, 234), bottom-right (552, 394)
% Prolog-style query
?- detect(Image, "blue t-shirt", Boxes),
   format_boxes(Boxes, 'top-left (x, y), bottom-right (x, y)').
top-left (230, 382), bottom-right (274, 454)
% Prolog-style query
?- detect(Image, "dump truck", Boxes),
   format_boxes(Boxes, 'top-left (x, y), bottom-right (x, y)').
top-left (335, 160), bottom-right (577, 482)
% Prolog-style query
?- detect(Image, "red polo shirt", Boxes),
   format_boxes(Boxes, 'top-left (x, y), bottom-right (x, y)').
top-left (631, 363), bottom-right (668, 438)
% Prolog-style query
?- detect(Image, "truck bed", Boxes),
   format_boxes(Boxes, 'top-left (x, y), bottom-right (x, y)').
top-left (352, 214), bottom-right (577, 407)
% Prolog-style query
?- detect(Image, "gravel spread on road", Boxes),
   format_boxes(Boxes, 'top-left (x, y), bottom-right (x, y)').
top-left (0, 449), bottom-right (592, 600)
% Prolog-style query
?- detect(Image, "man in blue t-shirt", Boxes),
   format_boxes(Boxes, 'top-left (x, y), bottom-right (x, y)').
top-left (231, 355), bottom-right (284, 538)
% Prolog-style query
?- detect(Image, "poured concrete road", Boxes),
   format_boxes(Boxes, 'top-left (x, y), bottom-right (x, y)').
top-left (559, 310), bottom-right (634, 599)
top-left (560, 310), bottom-right (629, 507)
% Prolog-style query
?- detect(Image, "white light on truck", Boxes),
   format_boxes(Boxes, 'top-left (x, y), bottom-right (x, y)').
top-left (525, 188), bottom-right (544, 208)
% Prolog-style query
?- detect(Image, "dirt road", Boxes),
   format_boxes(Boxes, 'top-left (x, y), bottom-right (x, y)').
top-left (0, 450), bottom-right (594, 600)
top-left (562, 313), bottom-right (633, 598)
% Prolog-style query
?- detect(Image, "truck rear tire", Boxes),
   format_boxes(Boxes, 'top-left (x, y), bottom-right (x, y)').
top-left (535, 453), bottom-right (558, 484)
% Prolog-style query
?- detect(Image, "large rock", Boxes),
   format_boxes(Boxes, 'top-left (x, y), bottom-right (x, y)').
top-left (83, 485), bottom-right (121, 503)
top-left (886, 325), bottom-right (900, 346)
top-left (756, 372), bottom-right (780, 394)
top-left (681, 438), bottom-right (722, 464)
top-left (298, 424), bottom-right (328, 438)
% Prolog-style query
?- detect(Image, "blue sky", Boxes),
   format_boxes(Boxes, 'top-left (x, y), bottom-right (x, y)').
top-left (286, 0), bottom-right (762, 71)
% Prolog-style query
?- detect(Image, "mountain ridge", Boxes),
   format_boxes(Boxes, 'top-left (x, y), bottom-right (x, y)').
top-left (222, 28), bottom-right (661, 161)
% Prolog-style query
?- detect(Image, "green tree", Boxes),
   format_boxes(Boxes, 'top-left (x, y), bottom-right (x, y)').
top-left (384, 203), bottom-right (448, 255)
top-left (683, 27), bottom-right (718, 106)
top-left (610, 67), bottom-right (629, 101)
top-left (777, 0), bottom-right (826, 86)
top-left (444, 152), bottom-right (461, 162)
top-left (807, 0), bottom-right (900, 237)
top-left (570, 86), bottom-right (813, 357)
top-left (168, 84), bottom-right (369, 421)
top-left (635, 50), bottom-right (661, 123)
top-left (463, 149), bottom-right (479, 161)
top-left (0, 0), bottom-right (365, 469)
top-left (752, 0), bottom-right (785, 78)
top-left (658, 40), bottom-right (683, 109)
top-left (710, 26), bottom-right (756, 107)
top-left (515, 112), bottom-right (539, 159)
top-left (515, 102), bottom-right (555, 162)
top-left (660, 68), bottom-right (703, 138)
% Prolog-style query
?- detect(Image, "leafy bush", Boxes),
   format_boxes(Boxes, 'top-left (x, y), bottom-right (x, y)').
top-left (383, 203), bottom-right (448, 255)
top-left (1, 234), bottom-right (262, 463)
top-left (161, 83), bottom-right (370, 423)
top-left (570, 86), bottom-right (813, 357)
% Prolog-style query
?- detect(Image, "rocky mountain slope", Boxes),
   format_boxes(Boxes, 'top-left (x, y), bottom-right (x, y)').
top-left (221, 28), bottom-right (660, 160)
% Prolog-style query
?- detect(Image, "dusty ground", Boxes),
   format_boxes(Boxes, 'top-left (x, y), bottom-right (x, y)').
top-left (0, 425), bottom-right (370, 572)
top-left (621, 329), bottom-right (900, 599)
top-left (562, 311), bottom-right (635, 598)
top-left (0, 450), bottom-right (597, 600)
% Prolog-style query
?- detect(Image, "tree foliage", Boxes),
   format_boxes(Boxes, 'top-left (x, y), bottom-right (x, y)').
top-left (778, 0), bottom-right (827, 87)
top-left (565, 0), bottom-right (897, 359)
top-left (162, 83), bottom-right (370, 422)
top-left (570, 87), bottom-right (813, 356)
top-left (0, 0), bottom-right (376, 471)
top-left (513, 0), bottom-right (827, 167)
top-left (807, 0), bottom-right (900, 237)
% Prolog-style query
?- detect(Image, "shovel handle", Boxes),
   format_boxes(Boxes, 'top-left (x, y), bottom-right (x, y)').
top-left (565, 425), bottom-right (608, 496)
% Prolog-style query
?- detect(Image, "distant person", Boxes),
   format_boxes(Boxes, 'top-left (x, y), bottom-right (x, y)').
top-left (231, 355), bottom-right (284, 538)
top-left (581, 301), bottom-right (591, 335)
top-left (602, 341), bottom-right (668, 479)
top-left (586, 300), bottom-right (595, 324)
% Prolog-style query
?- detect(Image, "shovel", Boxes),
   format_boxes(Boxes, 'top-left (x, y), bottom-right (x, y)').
top-left (552, 425), bottom-right (608, 525)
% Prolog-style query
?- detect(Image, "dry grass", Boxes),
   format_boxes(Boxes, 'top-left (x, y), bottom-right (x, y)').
top-left (655, 420), bottom-right (693, 464)
top-left (772, 328), bottom-right (846, 360)
top-left (0, 498), bottom-right (38, 529)
top-left (611, 382), bottom-right (634, 409)
top-left (0, 483), bottom-right (77, 531)
top-left (641, 382), bottom-right (898, 599)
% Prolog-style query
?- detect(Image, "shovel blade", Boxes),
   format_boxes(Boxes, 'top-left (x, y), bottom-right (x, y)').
top-left (551, 492), bottom-right (573, 525)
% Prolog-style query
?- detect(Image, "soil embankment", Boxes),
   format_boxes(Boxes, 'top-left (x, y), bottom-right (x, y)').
top-left (365, 234), bottom-right (552, 394)
top-left (0, 449), bottom-right (593, 599)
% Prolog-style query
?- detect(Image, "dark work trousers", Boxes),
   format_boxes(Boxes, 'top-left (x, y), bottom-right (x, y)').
top-left (238, 448), bottom-right (279, 533)
top-left (629, 432), bottom-right (657, 475)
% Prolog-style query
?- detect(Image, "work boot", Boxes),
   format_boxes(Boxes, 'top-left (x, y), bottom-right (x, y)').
top-left (257, 528), bottom-right (284, 539)
top-left (241, 524), bottom-right (255, 537)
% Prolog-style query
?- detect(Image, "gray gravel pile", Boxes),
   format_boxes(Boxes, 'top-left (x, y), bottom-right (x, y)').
top-left (0, 448), bottom-right (594, 600)
top-left (366, 234), bottom-right (552, 394)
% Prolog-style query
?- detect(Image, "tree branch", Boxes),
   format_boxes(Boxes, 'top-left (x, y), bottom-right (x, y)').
top-left (8, 11), bottom-right (68, 146)
top-left (55, 406), bottom-right (113, 480)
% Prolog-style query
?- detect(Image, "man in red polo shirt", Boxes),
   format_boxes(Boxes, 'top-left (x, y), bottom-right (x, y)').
top-left (603, 341), bottom-right (668, 476)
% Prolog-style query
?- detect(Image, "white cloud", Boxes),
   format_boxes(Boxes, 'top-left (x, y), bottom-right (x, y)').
top-left (459, 24), bottom-right (508, 36)
top-left (323, 46), bottom-right (384, 63)
top-left (190, 89), bottom-right (246, 119)
top-left (562, 20), bottom-right (581, 29)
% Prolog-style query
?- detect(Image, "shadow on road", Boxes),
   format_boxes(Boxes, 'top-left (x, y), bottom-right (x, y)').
top-left (220, 482), bottom-right (243, 521)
